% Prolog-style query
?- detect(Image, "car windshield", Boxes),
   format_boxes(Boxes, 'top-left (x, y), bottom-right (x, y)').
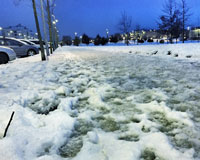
top-left (31, 40), bottom-right (45, 45)
top-left (31, 41), bottom-right (40, 45)
top-left (21, 40), bottom-right (32, 45)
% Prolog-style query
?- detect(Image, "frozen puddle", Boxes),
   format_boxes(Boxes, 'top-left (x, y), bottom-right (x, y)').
top-left (0, 47), bottom-right (200, 160)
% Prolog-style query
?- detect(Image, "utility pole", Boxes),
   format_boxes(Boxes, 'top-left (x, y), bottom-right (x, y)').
top-left (40, 0), bottom-right (50, 57)
top-left (46, 0), bottom-right (54, 53)
top-left (32, 0), bottom-right (46, 61)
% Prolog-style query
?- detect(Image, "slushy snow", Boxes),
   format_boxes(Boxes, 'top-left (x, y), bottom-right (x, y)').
top-left (0, 43), bottom-right (200, 160)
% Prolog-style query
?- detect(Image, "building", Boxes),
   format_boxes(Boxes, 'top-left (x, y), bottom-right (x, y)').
top-left (189, 27), bottom-right (200, 40)
top-left (0, 24), bottom-right (37, 39)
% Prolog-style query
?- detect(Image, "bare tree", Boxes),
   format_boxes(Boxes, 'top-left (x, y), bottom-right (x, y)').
top-left (180, 0), bottom-right (191, 43)
top-left (118, 11), bottom-right (132, 45)
top-left (118, 11), bottom-right (132, 34)
top-left (158, 0), bottom-right (181, 43)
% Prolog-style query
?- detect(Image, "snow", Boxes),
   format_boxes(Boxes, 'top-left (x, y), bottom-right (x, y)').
top-left (0, 43), bottom-right (200, 160)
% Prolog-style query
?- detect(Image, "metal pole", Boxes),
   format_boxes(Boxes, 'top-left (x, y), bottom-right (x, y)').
top-left (40, 0), bottom-right (50, 57)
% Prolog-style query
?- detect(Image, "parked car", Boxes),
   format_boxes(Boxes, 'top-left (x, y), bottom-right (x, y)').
top-left (29, 39), bottom-right (49, 50)
top-left (0, 37), bottom-right (39, 57)
top-left (0, 46), bottom-right (16, 64)
top-left (20, 39), bottom-right (40, 50)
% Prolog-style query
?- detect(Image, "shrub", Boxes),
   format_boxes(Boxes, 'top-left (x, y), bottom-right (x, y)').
top-left (73, 36), bottom-right (80, 46)
top-left (147, 39), bottom-right (154, 42)
top-left (62, 36), bottom-right (72, 46)
top-left (110, 35), bottom-right (119, 43)
top-left (94, 34), bottom-right (101, 46)
top-left (82, 34), bottom-right (90, 45)
top-left (160, 39), bottom-right (165, 43)
top-left (138, 39), bottom-right (144, 43)
top-left (101, 37), bottom-right (108, 45)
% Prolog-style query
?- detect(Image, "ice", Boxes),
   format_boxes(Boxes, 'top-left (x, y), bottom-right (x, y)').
top-left (55, 86), bottom-right (70, 96)
top-left (87, 131), bottom-right (99, 144)
top-left (0, 43), bottom-right (200, 159)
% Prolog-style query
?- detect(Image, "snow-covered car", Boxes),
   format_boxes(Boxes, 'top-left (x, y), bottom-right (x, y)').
top-left (0, 37), bottom-right (39, 57)
top-left (0, 46), bottom-right (16, 64)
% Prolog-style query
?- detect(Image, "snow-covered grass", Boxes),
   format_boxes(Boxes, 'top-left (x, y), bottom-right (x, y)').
top-left (0, 43), bottom-right (200, 160)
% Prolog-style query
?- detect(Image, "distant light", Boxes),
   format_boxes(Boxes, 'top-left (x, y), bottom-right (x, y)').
top-left (10, 30), bottom-right (13, 33)
top-left (55, 19), bottom-right (58, 23)
top-left (53, 21), bottom-right (56, 24)
top-left (0, 27), bottom-right (2, 30)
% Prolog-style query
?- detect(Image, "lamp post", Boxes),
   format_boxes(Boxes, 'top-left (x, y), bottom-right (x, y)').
top-left (35, 33), bottom-right (38, 39)
top-left (74, 32), bottom-right (77, 38)
top-left (52, 15), bottom-right (59, 48)
top-left (106, 28), bottom-right (109, 40)
top-left (0, 27), bottom-right (6, 44)
top-left (40, 0), bottom-right (50, 57)
top-left (187, 26), bottom-right (190, 41)
top-left (9, 30), bottom-right (13, 37)
top-left (0, 27), bottom-right (2, 36)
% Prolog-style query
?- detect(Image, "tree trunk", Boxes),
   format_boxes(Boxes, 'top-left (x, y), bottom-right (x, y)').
top-left (32, 0), bottom-right (46, 61)
top-left (182, 5), bottom-right (185, 43)
top-left (46, 0), bottom-right (54, 53)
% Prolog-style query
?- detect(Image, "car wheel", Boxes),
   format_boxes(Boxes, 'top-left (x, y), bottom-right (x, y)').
top-left (0, 52), bottom-right (9, 64)
top-left (27, 49), bottom-right (36, 56)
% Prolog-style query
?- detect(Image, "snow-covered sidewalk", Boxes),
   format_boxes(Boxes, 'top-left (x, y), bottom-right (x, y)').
top-left (0, 44), bottom-right (200, 160)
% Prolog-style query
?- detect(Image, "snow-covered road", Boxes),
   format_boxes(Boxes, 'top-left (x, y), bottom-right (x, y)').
top-left (0, 45), bottom-right (200, 160)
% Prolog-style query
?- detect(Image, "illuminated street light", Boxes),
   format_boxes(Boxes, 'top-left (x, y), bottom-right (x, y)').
top-left (106, 28), bottom-right (109, 39)
top-left (0, 27), bottom-right (2, 36)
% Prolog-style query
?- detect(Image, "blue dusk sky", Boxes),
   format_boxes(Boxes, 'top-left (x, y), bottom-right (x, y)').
top-left (0, 0), bottom-right (200, 38)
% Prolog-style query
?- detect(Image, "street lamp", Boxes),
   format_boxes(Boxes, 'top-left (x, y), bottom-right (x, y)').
top-left (18, 33), bottom-right (22, 38)
top-left (9, 30), bottom-right (13, 37)
top-left (75, 32), bottom-right (77, 37)
top-left (0, 27), bottom-right (2, 36)
top-left (35, 33), bottom-right (38, 39)
top-left (52, 14), bottom-right (59, 48)
top-left (106, 28), bottom-right (109, 39)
